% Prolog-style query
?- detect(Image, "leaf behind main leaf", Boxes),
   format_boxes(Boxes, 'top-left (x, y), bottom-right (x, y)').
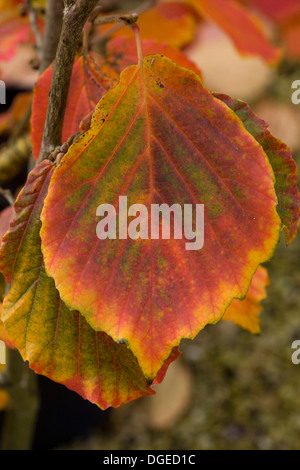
top-left (98, 2), bottom-right (199, 49)
top-left (0, 161), bottom-right (158, 409)
top-left (185, 0), bottom-right (281, 63)
top-left (31, 53), bottom-right (120, 161)
top-left (222, 265), bottom-right (269, 334)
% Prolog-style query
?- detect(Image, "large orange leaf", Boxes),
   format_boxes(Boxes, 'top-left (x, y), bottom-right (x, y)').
top-left (185, 0), bottom-right (281, 63)
top-left (214, 93), bottom-right (300, 245)
top-left (222, 265), bottom-right (269, 334)
top-left (40, 54), bottom-right (281, 380)
top-left (0, 161), bottom-right (161, 409)
top-left (31, 53), bottom-right (120, 161)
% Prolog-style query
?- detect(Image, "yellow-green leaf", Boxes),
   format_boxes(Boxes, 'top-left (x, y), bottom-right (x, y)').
top-left (0, 161), bottom-right (155, 409)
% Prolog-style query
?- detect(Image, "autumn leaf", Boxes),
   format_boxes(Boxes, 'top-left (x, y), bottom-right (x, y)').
top-left (0, 306), bottom-right (14, 349)
top-left (246, 0), bottom-right (300, 58)
top-left (40, 53), bottom-right (281, 380)
top-left (0, 0), bottom-right (42, 62)
top-left (246, 0), bottom-right (300, 22)
top-left (31, 52), bottom-right (120, 161)
top-left (185, 0), bottom-right (281, 63)
top-left (0, 206), bottom-right (13, 245)
top-left (280, 14), bottom-right (300, 59)
top-left (214, 93), bottom-right (300, 245)
top-left (0, 207), bottom-right (14, 350)
top-left (1, 286), bottom-right (14, 349)
top-left (0, 161), bottom-right (168, 409)
top-left (0, 205), bottom-right (13, 311)
top-left (99, 2), bottom-right (199, 49)
top-left (107, 36), bottom-right (202, 78)
top-left (0, 273), bottom-right (5, 303)
top-left (222, 265), bottom-right (269, 334)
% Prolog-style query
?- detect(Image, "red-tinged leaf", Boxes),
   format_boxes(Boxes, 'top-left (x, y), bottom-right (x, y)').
top-left (0, 0), bottom-right (23, 6)
top-left (222, 265), bottom-right (269, 334)
top-left (0, 1), bottom-right (42, 62)
top-left (214, 93), bottom-right (300, 245)
top-left (280, 14), bottom-right (300, 59)
top-left (99, 2), bottom-right (199, 49)
top-left (246, 0), bottom-right (300, 22)
top-left (41, 55), bottom-right (281, 379)
top-left (152, 347), bottom-right (181, 386)
top-left (0, 206), bottom-right (15, 350)
top-left (185, 0), bottom-right (281, 63)
top-left (31, 53), bottom-right (119, 161)
top-left (0, 161), bottom-right (158, 409)
top-left (0, 164), bottom-right (52, 285)
top-left (107, 36), bottom-right (203, 78)
top-left (0, 15), bottom-right (29, 62)
top-left (0, 206), bottom-right (13, 243)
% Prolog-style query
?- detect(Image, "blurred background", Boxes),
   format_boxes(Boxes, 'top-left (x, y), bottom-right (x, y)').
top-left (0, 0), bottom-right (300, 450)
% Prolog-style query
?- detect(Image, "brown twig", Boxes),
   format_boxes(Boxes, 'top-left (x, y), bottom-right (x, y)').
top-left (91, 0), bottom-right (158, 44)
top-left (93, 12), bottom-right (138, 26)
top-left (37, 0), bottom-right (100, 163)
top-left (25, 0), bottom-right (43, 59)
top-left (39, 0), bottom-right (64, 73)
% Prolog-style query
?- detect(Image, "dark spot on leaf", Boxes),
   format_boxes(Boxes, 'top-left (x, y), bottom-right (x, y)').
top-left (117, 339), bottom-right (126, 344)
